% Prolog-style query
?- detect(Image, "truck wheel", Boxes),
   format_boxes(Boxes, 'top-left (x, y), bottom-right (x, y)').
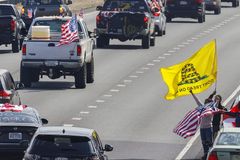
top-left (32, 71), bottom-right (39, 82)
top-left (75, 63), bottom-right (86, 89)
top-left (214, 8), bottom-right (221, 14)
top-left (150, 35), bottom-right (155, 47)
top-left (198, 15), bottom-right (204, 23)
top-left (163, 28), bottom-right (166, 35)
top-left (142, 34), bottom-right (150, 49)
top-left (20, 66), bottom-right (32, 88)
top-left (96, 36), bottom-right (104, 48)
top-left (86, 57), bottom-right (94, 83)
top-left (233, 0), bottom-right (237, 7)
top-left (157, 30), bottom-right (163, 36)
top-left (12, 39), bottom-right (19, 53)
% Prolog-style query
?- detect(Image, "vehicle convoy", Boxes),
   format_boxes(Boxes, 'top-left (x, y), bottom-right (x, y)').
top-left (165, 0), bottom-right (206, 23)
top-left (20, 16), bottom-right (95, 89)
top-left (0, 69), bottom-right (21, 105)
top-left (95, 0), bottom-right (156, 49)
top-left (0, 4), bottom-right (26, 53)
top-left (23, 126), bottom-right (113, 160)
top-left (0, 104), bottom-right (48, 158)
top-left (21, 0), bottom-right (73, 30)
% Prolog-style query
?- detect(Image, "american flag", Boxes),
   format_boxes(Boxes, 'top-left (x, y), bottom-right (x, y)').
top-left (58, 15), bottom-right (79, 46)
top-left (173, 103), bottom-right (220, 138)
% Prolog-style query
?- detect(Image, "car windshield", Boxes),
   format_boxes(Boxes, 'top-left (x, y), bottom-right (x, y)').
top-left (103, 0), bottom-right (149, 12)
top-left (29, 135), bottom-right (94, 157)
top-left (217, 132), bottom-right (240, 146)
top-left (0, 6), bottom-right (15, 16)
top-left (0, 112), bottom-right (38, 124)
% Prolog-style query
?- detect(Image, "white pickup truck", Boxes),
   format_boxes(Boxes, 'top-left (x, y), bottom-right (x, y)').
top-left (20, 16), bottom-right (95, 88)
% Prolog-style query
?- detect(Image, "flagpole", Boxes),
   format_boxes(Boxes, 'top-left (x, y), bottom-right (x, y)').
top-left (214, 39), bottom-right (217, 93)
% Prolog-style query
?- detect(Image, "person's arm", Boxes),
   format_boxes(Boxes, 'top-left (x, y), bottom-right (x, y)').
top-left (189, 90), bottom-right (203, 106)
top-left (208, 90), bottom-right (216, 100)
top-left (223, 111), bottom-right (237, 117)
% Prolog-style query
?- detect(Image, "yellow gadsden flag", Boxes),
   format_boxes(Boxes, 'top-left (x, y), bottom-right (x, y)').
top-left (160, 40), bottom-right (217, 100)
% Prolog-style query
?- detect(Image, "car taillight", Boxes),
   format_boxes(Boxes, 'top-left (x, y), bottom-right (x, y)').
top-left (96, 15), bottom-right (101, 24)
top-left (77, 45), bottom-right (81, 56)
top-left (208, 151), bottom-right (218, 160)
top-left (153, 12), bottom-right (160, 16)
top-left (196, 0), bottom-right (203, 4)
top-left (144, 16), bottom-right (149, 23)
top-left (10, 19), bottom-right (16, 31)
top-left (0, 90), bottom-right (10, 98)
top-left (22, 44), bottom-right (26, 55)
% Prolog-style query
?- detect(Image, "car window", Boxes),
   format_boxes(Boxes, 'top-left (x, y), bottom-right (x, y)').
top-left (217, 132), bottom-right (240, 145)
top-left (0, 6), bottom-right (15, 16)
top-left (29, 135), bottom-right (95, 157)
top-left (5, 72), bottom-right (16, 90)
top-left (0, 112), bottom-right (39, 123)
top-left (103, 0), bottom-right (149, 12)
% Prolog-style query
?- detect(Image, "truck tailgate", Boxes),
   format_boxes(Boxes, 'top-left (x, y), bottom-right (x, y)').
top-left (24, 41), bottom-right (79, 60)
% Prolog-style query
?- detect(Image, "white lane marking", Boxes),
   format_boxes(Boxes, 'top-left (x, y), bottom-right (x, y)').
top-left (142, 67), bottom-right (150, 70)
top-left (117, 84), bottom-right (126, 87)
top-left (234, 14), bottom-right (240, 17)
top-left (187, 39), bottom-right (194, 42)
top-left (182, 42), bottom-right (190, 45)
top-left (110, 89), bottom-right (120, 92)
top-left (80, 111), bottom-right (89, 114)
top-left (104, 94), bottom-right (113, 97)
top-left (124, 79), bottom-right (133, 83)
top-left (204, 30), bottom-right (210, 33)
top-left (88, 105), bottom-right (98, 108)
top-left (178, 44), bottom-right (185, 48)
top-left (175, 84), bottom-right (240, 160)
top-left (174, 47), bottom-right (180, 50)
top-left (96, 100), bottom-right (105, 103)
top-left (191, 37), bottom-right (198, 40)
top-left (208, 29), bottom-right (214, 32)
top-left (147, 63), bottom-right (155, 66)
top-left (158, 56), bottom-right (166, 59)
top-left (136, 71), bottom-right (144, 74)
top-left (129, 75), bottom-right (138, 78)
top-left (168, 50), bottom-right (175, 53)
top-left (63, 124), bottom-right (73, 127)
top-left (153, 59), bottom-right (161, 62)
top-left (196, 35), bottom-right (202, 38)
top-left (164, 53), bottom-right (171, 56)
top-left (200, 32), bottom-right (206, 35)
top-left (72, 117), bottom-right (82, 121)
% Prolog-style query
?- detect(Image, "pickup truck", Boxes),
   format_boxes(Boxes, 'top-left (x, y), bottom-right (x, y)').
top-left (0, 4), bottom-right (27, 53)
top-left (20, 16), bottom-right (95, 89)
top-left (21, 0), bottom-right (72, 30)
top-left (95, 0), bottom-right (155, 49)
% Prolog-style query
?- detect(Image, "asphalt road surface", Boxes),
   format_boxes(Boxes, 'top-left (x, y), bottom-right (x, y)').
top-left (1, 3), bottom-right (240, 160)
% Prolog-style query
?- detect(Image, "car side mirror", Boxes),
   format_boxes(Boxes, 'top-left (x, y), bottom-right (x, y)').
top-left (104, 144), bottom-right (113, 152)
top-left (96, 5), bottom-right (103, 11)
top-left (41, 118), bottom-right (48, 125)
top-left (16, 82), bottom-right (25, 89)
top-left (20, 140), bottom-right (29, 147)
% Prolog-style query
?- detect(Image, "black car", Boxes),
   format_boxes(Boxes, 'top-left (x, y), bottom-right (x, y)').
top-left (21, 0), bottom-right (72, 30)
top-left (0, 69), bottom-right (21, 105)
top-left (0, 104), bottom-right (48, 159)
top-left (222, 0), bottom-right (239, 7)
top-left (165, 0), bottom-right (206, 23)
top-left (23, 126), bottom-right (113, 160)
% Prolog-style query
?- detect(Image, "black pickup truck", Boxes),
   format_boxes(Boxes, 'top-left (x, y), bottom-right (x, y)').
top-left (96, 0), bottom-right (155, 49)
top-left (0, 4), bottom-right (26, 53)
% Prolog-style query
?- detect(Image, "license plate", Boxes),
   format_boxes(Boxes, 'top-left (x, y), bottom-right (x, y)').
top-left (9, 133), bottom-right (22, 140)
top-left (45, 61), bottom-right (58, 66)
top-left (180, 1), bottom-right (188, 5)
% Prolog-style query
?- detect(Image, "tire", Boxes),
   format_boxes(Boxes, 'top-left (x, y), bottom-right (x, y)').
top-left (166, 17), bottom-right (171, 23)
top-left (75, 63), bottom-right (86, 89)
top-left (203, 15), bottom-right (206, 22)
top-left (20, 66), bottom-right (32, 88)
top-left (157, 30), bottom-right (163, 36)
top-left (214, 8), bottom-right (221, 14)
top-left (142, 34), bottom-right (150, 49)
top-left (163, 28), bottom-right (166, 35)
top-left (150, 34), bottom-right (155, 47)
top-left (96, 35), bottom-right (109, 48)
top-left (233, 0), bottom-right (237, 7)
top-left (12, 39), bottom-right (19, 53)
top-left (198, 16), bottom-right (204, 23)
top-left (86, 56), bottom-right (94, 83)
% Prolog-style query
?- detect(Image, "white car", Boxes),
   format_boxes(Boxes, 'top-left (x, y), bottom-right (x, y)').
top-left (207, 127), bottom-right (240, 160)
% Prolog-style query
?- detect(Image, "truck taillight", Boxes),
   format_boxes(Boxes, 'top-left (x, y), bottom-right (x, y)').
top-left (96, 15), bottom-right (101, 24)
top-left (10, 19), bottom-right (16, 31)
top-left (0, 90), bottom-right (10, 98)
top-left (22, 44), bottom-right (26, 55)
top-left (77, 45), bottom-right (81, 56)
top-left (208, 151), bottom-right (218, 160)
top-left (144, 16), bottom-right (149, 23)
top-left (153, 12), bottom-right (160, 16)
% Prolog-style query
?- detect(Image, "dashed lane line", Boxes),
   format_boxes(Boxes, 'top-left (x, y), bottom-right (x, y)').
top-left (129, 75), bottom-right (138, 78)
top-left (164, 53), bottom-right (171, 56)
top-left (63, 124), bottom-right (74, 127)
top-left (123, 79), bottom-right (133, 83)
top-left (88, 105), bottom-right (98, 109)
top-left (80, 111), bottom-right (89, 114)
top-left (103, 94), bottom-right (113, 97)
top-left (158, 56), bottom-right (166, 59)
top-left (147, 63), bottom-right (155, 66)
top-left (72, 117), bottom-right (82, 121)
top-left (110, 89), bottom-right (120, 92)
top-left (153, 59), bottom-right (161, 62)
top-left (117, 84), bottom-right (126, 87)
top-left (96, 100), bottom-right (105, 103)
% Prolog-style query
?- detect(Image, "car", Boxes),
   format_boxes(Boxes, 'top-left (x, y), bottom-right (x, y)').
top-left (95, 0), bottom-right (156, 49)
top-left (0, 103), bottom-right (48, 158)
top-left (0, 4), bottom-right (27, 53)
top-left (23, 126), bottom-right (113, 160)
top-left (21, 0), bottom-right (72, 31)
top-left (207, 127), bottom-right (240, 160)
top-left (205, 0), bottom-right (221, 15)
top-left (221, 0), bottom-right (239, 7)
top-left (0, 69), bottom-right (21, 105)
top-left (20, 16), bottom-right (95, 89)
top-left (165, 0), bottom-right (206, 23)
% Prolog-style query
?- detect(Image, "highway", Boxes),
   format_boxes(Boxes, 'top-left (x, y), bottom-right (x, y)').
top-left (0, 3), bottom-right (240, 159)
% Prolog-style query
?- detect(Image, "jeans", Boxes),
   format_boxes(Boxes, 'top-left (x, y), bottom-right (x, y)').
top-left (200, 127), bottom-right (213, 155)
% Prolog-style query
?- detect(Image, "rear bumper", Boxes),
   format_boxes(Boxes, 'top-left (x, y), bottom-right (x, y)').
top-left (205, 2), bottom-right (219, 10)
top-left (21, 60), bottom-right (82, 70)
top-left (165, 7), bottom-right (204, 18)
top-left (0, 143), bottom-right (26, 153)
